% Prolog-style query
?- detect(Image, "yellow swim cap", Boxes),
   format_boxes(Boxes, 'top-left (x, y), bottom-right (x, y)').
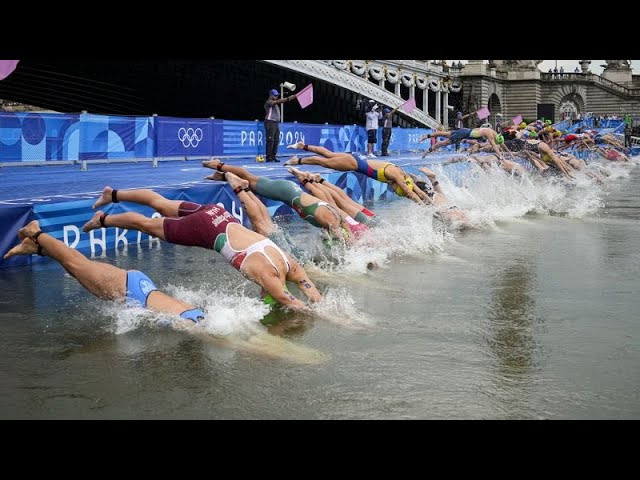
top-left (394, 176), bottom-right (415, 196)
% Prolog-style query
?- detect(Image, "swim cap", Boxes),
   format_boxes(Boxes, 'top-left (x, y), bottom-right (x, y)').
top-left (322, 227), bottom-right (350, 247)
top-left (457, 111), bottom-right (463, 117)
top-left (263, 293), bottom-right (278, 306)
top-left (383, 107), bottom-right (391, 114)
top-left (519, 122), bottom-right (527, 129)
top-left (262, 284), bottom-right (292, 306)
top-left (269, 89), bottom-right (279, 96)
top-left (393, 176), bottom-right (415, 196)
top-left (495, 134), bottom-right (505, 144)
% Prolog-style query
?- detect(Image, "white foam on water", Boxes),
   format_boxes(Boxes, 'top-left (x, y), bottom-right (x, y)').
top-left (429, 160), bottom-right (609, 222)
top-left (98, 279), bottom-right (269, 337)
top-left (164, 283), bottom-right (270, 336)
top-left (310, 286), bottom-right (375, 329)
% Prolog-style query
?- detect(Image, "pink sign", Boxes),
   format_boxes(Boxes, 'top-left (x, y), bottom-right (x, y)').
top-left (476, 107), bottom-right (490, 120)
top-left (512, 114), bottom-right (523, 125)
top-left (296, 84), bottom-right (313, 109)
top-left (400, 97), bottom-right (416, 113)
top-left (0, 60), bottom-right (20, 81)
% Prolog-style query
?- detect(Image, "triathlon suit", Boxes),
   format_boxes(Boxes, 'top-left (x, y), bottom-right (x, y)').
top-left (350, 154), bottom-right (414, 197)
top-left (605, 149), bottom-right (623, 161)
top-left (450, 128), bottom-right (474, 144)
top-left (254, 177), bottom-right (342, 229)
top-left (354, 209), bottom-right (375, 224)
top-left (125, 270), bottom-right (205, 324)
top-left (125, 270), bottom-right (158, 308)
top-left (351, 153), bottom-right (394, 183)
top-left (343, 216), bottom-right (369, 239)
top-left (163, 202), bottom-right (290, 275)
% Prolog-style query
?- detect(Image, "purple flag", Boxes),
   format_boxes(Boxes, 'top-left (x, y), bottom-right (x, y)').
top-left (0, 60), bottom-right (20, 81)
top-left (400, 97), bottom-right (416, 113)
top-left (512, 114), bottom-right (523, 125)
top-left (296, 84), bottom-right (313, 109)
top-left (476, 107), bottom-right (490, 120)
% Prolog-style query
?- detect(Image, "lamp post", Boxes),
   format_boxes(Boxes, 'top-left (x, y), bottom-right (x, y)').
top-left (280, 81), bottom-right (296, 123)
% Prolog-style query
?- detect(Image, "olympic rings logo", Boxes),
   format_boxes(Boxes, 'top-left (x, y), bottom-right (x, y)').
top-left (178, 127), bottom-right (203, 148)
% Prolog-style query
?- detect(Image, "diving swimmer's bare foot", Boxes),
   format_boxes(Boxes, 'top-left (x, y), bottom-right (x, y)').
top-left (82, 211), bottom-right (105, 232)
top-left (225, 172), bottom-right (250, 191)
top-left (3, 237), bottom-right (38, 259)
top-left (286, 166), bottom-right (307, 181)
top-left (92, 186), bottom-right (114, 210)
top-left (202, 158), bottom-right (222, 170)
top-left (283, 155), bottom-right (300, 166)
top-left (18, 220), bottom-right (42, 241)
top-left (286, 141), bottom-right (305, 149)
top-left (204, 171), bottom-right (226, 181)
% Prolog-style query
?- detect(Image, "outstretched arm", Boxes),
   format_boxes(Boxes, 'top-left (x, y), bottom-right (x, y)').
top-left (286, 256), bottom-right (322, 303)
top-left (269, 95), bottom-right (297, 106)
top-left (488, 138), bottom-right (503, 158)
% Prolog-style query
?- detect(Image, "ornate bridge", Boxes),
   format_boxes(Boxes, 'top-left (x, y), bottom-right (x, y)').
top-left (263, 60), bottom-right (460, 129)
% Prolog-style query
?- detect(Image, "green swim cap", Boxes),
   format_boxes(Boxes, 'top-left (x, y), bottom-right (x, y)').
top-left (322, 227), bottom-right (349, 247)
top-left (263, 284), bottom-right (291, 306)
top-left (263, 293), bottom-right (278, 306)
top-left (495, 134), bottom-right (504, 144)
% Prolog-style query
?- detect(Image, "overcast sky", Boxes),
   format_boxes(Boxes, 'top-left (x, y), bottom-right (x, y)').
top-left (448, 60), bottom-right (639, 74)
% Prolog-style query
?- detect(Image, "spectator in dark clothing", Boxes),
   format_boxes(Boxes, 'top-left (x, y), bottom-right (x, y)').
top-left (264, 88), bottom-right (297, 162)
top-left (624, 123), bottom-right (632, 148)
top-left (380, 105), bottom-right (401, 156)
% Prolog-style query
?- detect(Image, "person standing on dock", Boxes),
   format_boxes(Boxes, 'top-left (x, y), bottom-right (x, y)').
top-left (264, 88), bottom-right (297, 162)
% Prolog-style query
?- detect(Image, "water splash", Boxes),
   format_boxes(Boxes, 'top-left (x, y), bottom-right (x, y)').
top-left (311, 286), bottom-right (375, 329)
